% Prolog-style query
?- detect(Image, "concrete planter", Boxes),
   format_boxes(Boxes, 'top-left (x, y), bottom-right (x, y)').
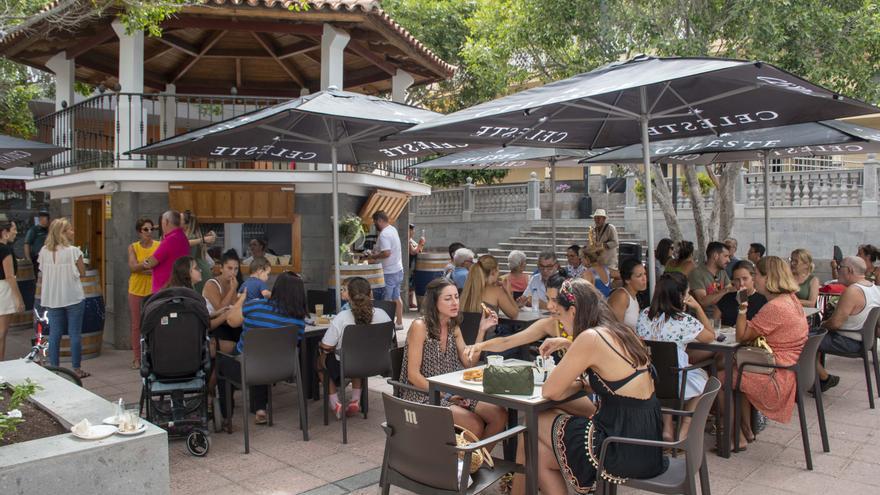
top-left (0, 360), bottom-right (169, 495)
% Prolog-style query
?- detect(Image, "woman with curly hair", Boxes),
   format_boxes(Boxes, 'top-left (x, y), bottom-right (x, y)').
top-left (318, 276), bottom-right (392, 419)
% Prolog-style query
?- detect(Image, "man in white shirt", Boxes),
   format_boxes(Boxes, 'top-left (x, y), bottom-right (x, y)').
top-left (520, 251), bottom-right (559, 309)
top-left (367, 211), bottom-right (404, 329)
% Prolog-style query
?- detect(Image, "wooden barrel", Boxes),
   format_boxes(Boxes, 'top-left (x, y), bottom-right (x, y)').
top-left (34, 269), bottom-right (105, 361)
top-left (9, 259), bottom-right (36, 328)
top-left (328, 263), bottom-right (386, 302)
top-left (414, 252), bottom-right (449, 296)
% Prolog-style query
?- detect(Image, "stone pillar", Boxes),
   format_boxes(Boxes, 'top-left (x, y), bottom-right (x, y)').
top-left (527, 172), bottom-right (542, 220)
top-left (157, 83), bottom-right (177, 169)
top-left (624, 171), bottom-right (637, 221)
top-left (112, 19), bottom-right (146, 168)
top-left (862, 154), bottom-right (878, 217)
top-left (225, 223), bottom-right (243, 255)
top-left (45, 52), bottom-right (76, 172)
top-left (392, 69), bottom-right (414, 103)
top-left (734, 164), bottom-right (746, 218)
top-left (320, 24), bottom-right (350, 91)
top-left (462, 177), bottom-right (474, 222)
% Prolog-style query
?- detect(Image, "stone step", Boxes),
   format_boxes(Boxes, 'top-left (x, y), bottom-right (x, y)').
top-left (504, 235), bottom-right (641, 245)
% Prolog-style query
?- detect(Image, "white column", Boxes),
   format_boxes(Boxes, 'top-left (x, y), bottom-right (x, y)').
top-left (734, 164), bottom-right (746, 218)
top-left (392, 69), bottom-right (414, 103)
top-left (862, 154), bottom-right (878, 217)
top-left (46, 52), bottom-right (75, 111)
top-left (526, 172), bottom-right (542, 220)
top-left (112, 19), bottom-right (146, 168)
top-left (158, 83), bottom-right (177, 169)
top-left (320, 24), bottom-right (350, 91)
top-left (46, 52), bottom-right (76, 172)
top-left (225, 223), bottom-right (243, 255)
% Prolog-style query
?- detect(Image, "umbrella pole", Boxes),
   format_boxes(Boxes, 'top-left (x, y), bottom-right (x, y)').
top-left (763, 152), bottom-right (770, 254)
top-left (640, 95), bottom-right (656, 297)
top-left (550, 158), bottom-right (557, 253)
top-left (332, 145), bottom-right (342, 312)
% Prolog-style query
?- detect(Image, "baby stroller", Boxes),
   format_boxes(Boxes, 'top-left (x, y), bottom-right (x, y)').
top-left (139, 287), bottom-right (213, 456)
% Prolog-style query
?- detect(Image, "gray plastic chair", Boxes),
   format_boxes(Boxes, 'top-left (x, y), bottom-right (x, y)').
top-left (735, 331), bottom-right (830, 470)
top-left (374, 300), bottom-right (397, 321)
top-left (821, 307), bottom-right (880, 408)
top-left (217, 326), bottom-right (308, 453)
top-left (380, 393), bottom-right (524, 495)
top-left (388, 346), bottom-right (423, 398)
top-left (322, 321), bottom-right (395, 443)
top-left (596, 377), bottom-right (721, 495)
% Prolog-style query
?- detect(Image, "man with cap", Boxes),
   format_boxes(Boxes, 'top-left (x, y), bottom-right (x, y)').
top-left (587, 209), bottom-right (619, 269)
top-left (24, 210), bottom-right (50, 271)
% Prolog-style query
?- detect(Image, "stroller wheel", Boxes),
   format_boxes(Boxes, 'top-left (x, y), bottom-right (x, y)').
top-left (186, 431), bottom-right (210, 457)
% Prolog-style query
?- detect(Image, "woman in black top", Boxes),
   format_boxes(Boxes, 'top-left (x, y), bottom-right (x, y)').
top-left (716, 260), bottom-right (767, 326)
top-left (0, 220), bottom-right (25, 360)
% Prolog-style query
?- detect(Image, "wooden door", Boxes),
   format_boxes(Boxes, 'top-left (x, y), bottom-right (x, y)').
top-left (73, 197), bottom-right (104, 287)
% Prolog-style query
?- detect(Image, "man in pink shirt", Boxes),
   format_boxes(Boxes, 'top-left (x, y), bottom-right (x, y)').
top-left (144, 210), bottom-right (190, 292)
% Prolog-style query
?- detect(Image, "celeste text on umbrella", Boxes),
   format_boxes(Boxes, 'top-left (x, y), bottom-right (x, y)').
top-left (0, 150), bottom-right (32, 165)
top-left (470, 127), bottom-right (569, 143)
top-left (655, 138), bottom-right (783, 155)
top-left (648, 111), bottom-right (779, 137)
top-left (209, 145), bottom-right (317, 161)
top-left (378, 141), bottom-right (469, 158)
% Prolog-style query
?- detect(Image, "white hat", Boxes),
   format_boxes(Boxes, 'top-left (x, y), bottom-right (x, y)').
top-left (592, 209), bottom-right (608, 218)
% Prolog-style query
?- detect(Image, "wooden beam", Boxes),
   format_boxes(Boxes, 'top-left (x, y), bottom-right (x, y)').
top-left (170, 30), bottom-right (227, 84)
top-left (345, 41), bottom-right (397, 76)
top-left (174, 84), bottom-right (312, 98)
top-left (277, 40), bottom-right (319, 60)
top-left (235, 58), bottom-right (242, 88)
top-left (66, 27), bottom-right (117, 60)
top-left (155, 34), bottom-right (200, 57)
top-left (75, 56), bottom-right (167, 90)
top-left (144, 45), bottom-right (175, 64)
top-left (251, 32), bottom-right (305, 88)
top-left (161, 17), bottom-right (324, 37)
top-left (344, 67), bottom-right (392, 89)
top-left (203, 48), bottom-right (272, 58)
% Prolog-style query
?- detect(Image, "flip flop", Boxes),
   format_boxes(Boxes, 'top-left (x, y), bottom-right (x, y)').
top-left (254, 411), bottom-right (268, 425)
top-left (74, 369), bottom-right (91, 378)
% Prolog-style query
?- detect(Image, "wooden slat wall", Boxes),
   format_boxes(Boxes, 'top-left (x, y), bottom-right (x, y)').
top-left (359, 189), bottom-right (410, 228)
top-left (168, 183), bottom-right (295, 223)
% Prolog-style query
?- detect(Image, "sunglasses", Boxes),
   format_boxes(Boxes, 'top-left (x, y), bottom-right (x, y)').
top-left (140, 227), bottom-right (154, 232)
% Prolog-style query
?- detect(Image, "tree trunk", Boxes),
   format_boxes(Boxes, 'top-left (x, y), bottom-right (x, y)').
top-left (684, 164), bottom-right (710, 259)
top-left (716, 164), bottom-right (740, 241)
top-left (627, 163), bottom-right (684, 243)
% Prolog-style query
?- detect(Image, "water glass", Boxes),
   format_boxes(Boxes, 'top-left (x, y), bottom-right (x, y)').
top-left (315, 304), bottom-right (324, 318)
top-left (487, 355), bottom-right (504, 367)
top-left (713, 317), bottom-right (722, 334)
top-left (122, 409), bottom-right (140, 432)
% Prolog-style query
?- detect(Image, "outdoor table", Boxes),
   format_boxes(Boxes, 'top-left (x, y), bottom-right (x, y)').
top-left (688, 334), bottom-right (740, 459)
top-left (302, 321), bottom-right (330, 400)
top-left (499, 309), bottom-right (551, 331)
top-left (427, 359), bottom-right (578, 495)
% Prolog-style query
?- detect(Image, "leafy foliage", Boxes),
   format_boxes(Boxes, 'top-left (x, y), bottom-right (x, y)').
top-left (635, 171), bottom-right (714, 202)
top-left (0, 379), bottom-right (42, 441)
top-left (421, 169), bottom-right (509, 188)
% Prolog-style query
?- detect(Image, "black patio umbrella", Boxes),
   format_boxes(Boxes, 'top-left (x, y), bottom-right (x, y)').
top-left (408, 146), bottom-right (614, 251)
top-left (132, 89), bottom-right (463, 308)
top-left (0, 134), bottom-right (67, 169)
top-left (582, 120), bottom-right (880, 251)
top-left (399, 55), bottom-right (880, 294)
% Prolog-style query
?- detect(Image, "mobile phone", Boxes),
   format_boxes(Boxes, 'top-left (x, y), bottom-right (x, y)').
top-left (736, 289), bottom-right (748, 304)
top-left (833, 245), bottom-right (843, 264)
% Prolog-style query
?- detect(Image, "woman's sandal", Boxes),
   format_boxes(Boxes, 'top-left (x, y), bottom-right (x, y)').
top-left (73, 369), bottom-right (91, 379)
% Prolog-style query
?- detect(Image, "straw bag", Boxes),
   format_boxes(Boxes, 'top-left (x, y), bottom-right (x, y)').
top-left (736, 336), bottom-right (775, 375)
top-left (455, 425), bottom-right (494, 473)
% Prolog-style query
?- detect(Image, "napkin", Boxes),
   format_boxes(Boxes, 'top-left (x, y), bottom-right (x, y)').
top-left (72, 418), bottom-right (92, 436)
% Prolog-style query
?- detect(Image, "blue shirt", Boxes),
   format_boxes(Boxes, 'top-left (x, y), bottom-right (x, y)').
top-left (237, 299), bottom-right (306, 353)
top-left (239, 277), bottom-right (269, 302)
top-left (452, 266), bottom-right (469, 289)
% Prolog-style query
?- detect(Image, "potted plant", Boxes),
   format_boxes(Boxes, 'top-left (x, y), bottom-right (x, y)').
top-left (338, 214), bottom-right (366, 264)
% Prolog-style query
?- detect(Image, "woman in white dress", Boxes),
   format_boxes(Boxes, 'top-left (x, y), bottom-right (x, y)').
top-left (636, 271), bottom-right (715, 441)
top-left (608, 258), bottom-right (648, 329)
top-left (38, 218), bottom-right (88, 378)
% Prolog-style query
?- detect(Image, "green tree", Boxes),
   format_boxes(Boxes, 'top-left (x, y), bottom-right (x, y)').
top-left (421, 169), bottom-right (509, 188)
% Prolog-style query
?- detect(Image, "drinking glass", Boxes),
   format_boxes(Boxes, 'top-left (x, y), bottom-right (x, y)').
top-left (315, 304), bottom-right (324, 318)
top-left (713, 317), bottom-right (722, 334)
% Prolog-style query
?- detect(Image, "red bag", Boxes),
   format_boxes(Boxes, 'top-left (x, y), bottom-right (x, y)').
top-left (819, 283), bottom-right (845, 295)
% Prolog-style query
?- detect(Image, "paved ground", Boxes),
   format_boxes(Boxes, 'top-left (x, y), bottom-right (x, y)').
top-left (6, 314), bottom-right (880, 495)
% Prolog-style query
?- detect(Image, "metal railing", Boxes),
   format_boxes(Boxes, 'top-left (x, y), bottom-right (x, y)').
top-left (31, 92), bottom-right (421, 181)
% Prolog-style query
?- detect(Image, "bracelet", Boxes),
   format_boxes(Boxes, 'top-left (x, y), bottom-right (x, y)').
top-left (738, 309), bottom-right (748, 315)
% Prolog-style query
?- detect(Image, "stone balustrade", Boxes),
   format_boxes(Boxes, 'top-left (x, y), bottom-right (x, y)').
top-left (412, 172), bottom-right (541, 221)
top-left (411, 187), bottom-right (464, 216)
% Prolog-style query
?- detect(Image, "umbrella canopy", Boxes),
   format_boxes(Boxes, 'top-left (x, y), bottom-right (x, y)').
top-left (132, 89), bottom-right (463, 163)
top-left (581, 120), bottom-right (880, 165)
top-left (0, 134), bottom-right (66, 169)
top-left (408, 146), bottom-right (613, 252)
top-left (0, 167), bottom-right (35, 180)
top-left (399, 55), bottom-right (880, 295)
top-left (133, 89), bottom-right (463, 310)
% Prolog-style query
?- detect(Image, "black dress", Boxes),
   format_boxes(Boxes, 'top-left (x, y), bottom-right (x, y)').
top-left (552, 332), bottom-right (667, 493)
top-left (717, 291), bottom-right (767, 326)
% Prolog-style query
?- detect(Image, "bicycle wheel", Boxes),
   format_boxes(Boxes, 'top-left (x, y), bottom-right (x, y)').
top-left (44, 366), bottom-right (83, 387)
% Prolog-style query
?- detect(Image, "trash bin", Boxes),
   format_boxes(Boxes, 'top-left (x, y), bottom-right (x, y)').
top-left (618, 242), bottom-right (642, 268)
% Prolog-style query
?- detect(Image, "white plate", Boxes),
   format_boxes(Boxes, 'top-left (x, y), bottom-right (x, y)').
top-left (116, 424), bottom-right (147, 436)
top-left (102, 416), bottom-right (122, 426)
top-left (460, 378), bottom-right (483, 385)
top-left (71, 424), bottom-right (118, 440)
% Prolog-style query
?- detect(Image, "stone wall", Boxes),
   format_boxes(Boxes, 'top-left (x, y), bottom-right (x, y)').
top-left (411, 214), bottom-right (540, 256)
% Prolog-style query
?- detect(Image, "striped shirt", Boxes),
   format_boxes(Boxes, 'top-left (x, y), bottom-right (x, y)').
top-left (237, 299), bottom-right (306, 353)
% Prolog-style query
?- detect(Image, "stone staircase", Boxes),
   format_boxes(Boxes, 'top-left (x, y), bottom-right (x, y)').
top-left (483, 219), bottom-right (648, 272)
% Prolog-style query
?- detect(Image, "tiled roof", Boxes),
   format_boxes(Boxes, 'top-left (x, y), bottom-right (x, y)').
top-left (0, 0), bottom-right (454, 77)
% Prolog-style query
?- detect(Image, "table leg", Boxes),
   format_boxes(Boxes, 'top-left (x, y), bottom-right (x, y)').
top-left (504, 408), bottom-right (518, 461)
top-left (429, 384), bottom-right (440, 406)
top-left (720, 351), bottom-right (734, 459)
top-left (525, 409), bottom-right (539, 495)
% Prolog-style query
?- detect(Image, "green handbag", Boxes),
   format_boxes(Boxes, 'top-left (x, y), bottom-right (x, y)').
top-left (482, 365), bottom-right (534, 395)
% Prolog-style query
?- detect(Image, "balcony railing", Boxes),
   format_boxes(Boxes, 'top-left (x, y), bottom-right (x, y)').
top-left (32, 92), bottom-right (422, 181)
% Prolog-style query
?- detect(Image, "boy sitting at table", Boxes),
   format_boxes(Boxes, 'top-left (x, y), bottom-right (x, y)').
top-left (238, 256), bottom-right (272, 302)
top-left (317, 276), bottom-right (391, 418)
